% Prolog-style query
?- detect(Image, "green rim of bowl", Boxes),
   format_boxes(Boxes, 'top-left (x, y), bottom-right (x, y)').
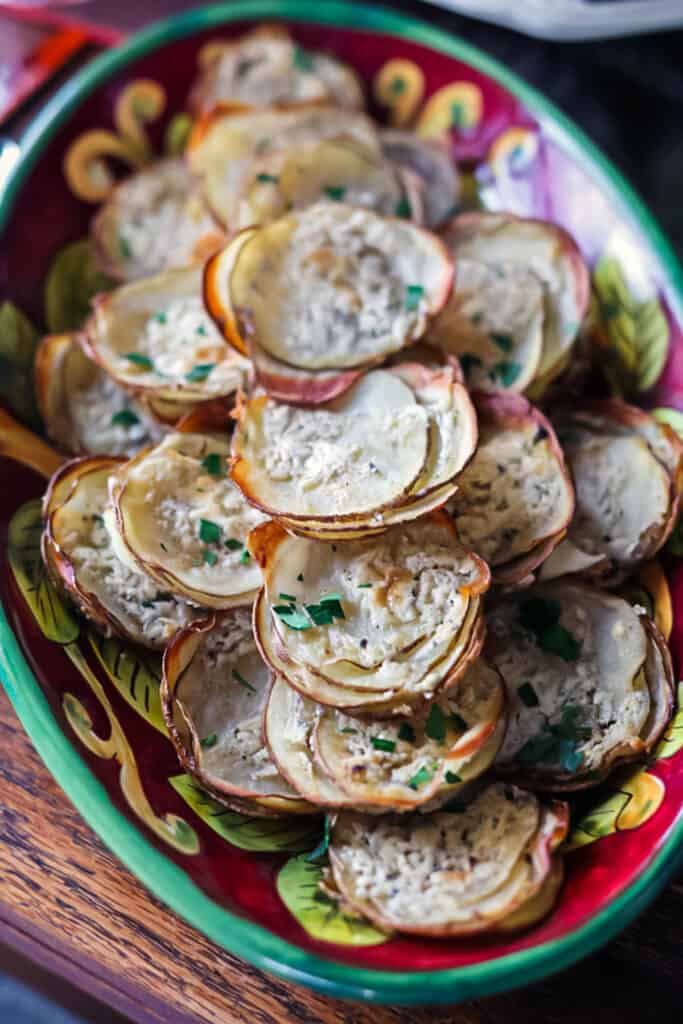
top-left (1, 0), bottom-right (683, 1006)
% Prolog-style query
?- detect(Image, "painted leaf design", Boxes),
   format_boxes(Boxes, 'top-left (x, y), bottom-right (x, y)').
top-left (655, 682), bottom-right (683, 759)
top-left (164, 113), bottom-right (193, 156)
top-left (169, 774), bottom-right (321, 852)
top-left (8, 500), bottom-right (80, 644)
top-left (87, 629), bottom-right (167, 735)
top-left (44, 238), bottom-right (115, 333)
top-left (276, 855), bottom-right (388, 946)
top-left (564, 767), bottom-right (664, 852)
top-left (592, 256), bottom-right (668, 395)
top-left (563, 791), bottom-right (629, 852)
top-left (0, 301), bottom-right (41, 428)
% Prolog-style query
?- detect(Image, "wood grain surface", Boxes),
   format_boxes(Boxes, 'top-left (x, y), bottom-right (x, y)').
top-left (0, 683), bottom-right (680, 1023)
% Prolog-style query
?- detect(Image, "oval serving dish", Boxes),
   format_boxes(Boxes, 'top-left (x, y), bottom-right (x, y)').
top-left (2, 0), bottom-right (683, 1006)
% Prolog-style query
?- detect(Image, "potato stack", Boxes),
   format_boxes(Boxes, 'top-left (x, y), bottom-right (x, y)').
top-left (38, 24), bottom-right (679, 939)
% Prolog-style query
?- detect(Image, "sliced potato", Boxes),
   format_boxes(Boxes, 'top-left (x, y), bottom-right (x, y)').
top-left (436, 212), bottom-right (590, 395)
top-left (162, 610), bottom-right (314, 814)
top-left (207, 203), bottom-right (452, 381)
top-left (542, 401), bottom-right (683, 581)
top-left (83, 265), bottom-right (250, 407)
top-left (488, 583), bottom-right (673, 788)
top-left (232, 371), bottom-right (430, 521)
top-left (235, 138), bottom-right (412, 229)
top-left (43, 457), bottom-right (205, 648)
top-left (91, 157), bottom-right (222, 282)
top-left (380, 130), bottom-right (459, 228)
top-left (250, 516), bottom-right (488, 714)
top-left (35, 332), bottom-right (164, 457)
top-left (327, 783), bottom-right (568, 935)
top-left (188, 25), bottom-right (364, 115)
top-left (188, 106), bottom-right (380, 227)
top-left (109, 431), bottom-right (267, 608)
top-left (447, 391), bottom-right (574, 584)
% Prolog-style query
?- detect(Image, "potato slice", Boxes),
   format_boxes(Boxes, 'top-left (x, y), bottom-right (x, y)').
top-left (91, 157), bottom-right (221, 282)
top-left (162, 610), bottom-right (313, 814)
top-left (232, 371), bottom-right (430, 521)
top-left (35, 332), bottom-right (164, 457)
top-left (83, 266), bottom-right (250, 407)
top-left (235, 138), bottom-right (410, 229)
top-left (380, 130), bottom-right (459, 229)
top-left (43, 457), bottom-right (205, 648)
top-left (489, 583), bottom-right (673, 788)
top-left (437, 212), bottom-right (590, 395)
top-left (447, 391), bottom-right (574, 584)
top-left (313, 658), bottom-right (505, 809)
top-left (327, 783), bottom-right (568, 936)
top-left (223, 203), bottom-right (453, 372)
top-left (252, 516), bottom-right (488, 695)
top-left (110, 432), bottom-right (266, 608)
top-left (188, 25), bottom-right (364, 115)
top-left (542, 400), bottom-right (683, 580)
top-left (188, 107), bottom-right (380, 227)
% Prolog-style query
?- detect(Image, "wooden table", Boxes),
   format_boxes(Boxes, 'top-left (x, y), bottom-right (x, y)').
top-left (0, 682), bottom-right (681, 1023)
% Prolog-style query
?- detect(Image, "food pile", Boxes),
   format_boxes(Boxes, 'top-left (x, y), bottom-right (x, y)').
top-left (37, 25), bottom-right (679, 938)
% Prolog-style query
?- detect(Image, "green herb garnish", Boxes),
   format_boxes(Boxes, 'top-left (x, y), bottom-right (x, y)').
top-left (185, 363), bottom-right (216, 382)
top-left (518, 597), bottom-right (581, 662)
top-left (279, 593), bottom-right (297, 602)
top-left (111, 409), bottom-right (140, 427)
top-left (203, 549), bottom-right (218, 566)
top-left (123, 352), bottom-right (154, 370)
top-left (119, 234), bottom-right (132, 259)
top-left (491, 332), bottom-right (514, 352)
top-left (445, 771), bottom-right (462, 784)
top-left (199, 518), bottom-right (221, 544)
top-left (201, 453), bottom-right (224, 476)
top-left (152, 311), bottom-right (167, 324)
top-left (517, 682), bottom-right (539, 708)
top-left (425, 704), bottom-right (447, 743)
top-left (490, 360), bottom-right (522, 387)
top-left (200, 733), bottom-right (217, 749)
top-left (394, 197), bottom-right (411, 218)
top-left (340, 727), bottom-right (357, 735)
top-left (239, 549), bottom-right (251, 564)
top-left (293, 45), bottom-right (314, 71)
top-left (405, 284), bottom-right (424, 311)
top-left (398, 723), bottom-right (416, 743)
top-left (371, 737), bottom-right (396, 753)
top-left (224, 538), bottom-right (243, 551)
top-left (517, 704), bottom-right (590, 772)
top-left (92, 514), bottom-right (104, 525)
top-left (296, 573), bottom-right (304, 582)
top-left (196, 324), bottom-right (208, 336)
top-left (408, 765), bottom-right (433, 790)
top-left (448, 712), bottom-right (468, 732)
top-left (256, 172), bottom-right (279, 184)
top-left (273, 604), bottom-right (311, 630)
top-left (232, 668), bottom-right (256, 693)
top-left (358, 583), bottom-right (372, 589)
top-left (324, 185), bottom-right (345, 201)
top-left (459, 353), bottom-right (482, 377)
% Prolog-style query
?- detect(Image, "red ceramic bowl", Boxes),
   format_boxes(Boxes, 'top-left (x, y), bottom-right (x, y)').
top-left (1, 0), bottom-right (683, 1006)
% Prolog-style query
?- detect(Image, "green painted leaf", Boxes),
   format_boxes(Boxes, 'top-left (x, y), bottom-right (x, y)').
top-left (8, 500), bottom-right (80, 644)
top-left (592, 255), bottom-right (669, 394)
top-left (87, 630), bottom-right (167, 735)
top-left (563, 790), bottom-right (629, 852)
top-left (169, 774), bottom-right (322, 852)
top-left (276, 855), bottom-right (388, 946)
top-left (44, 238), bottom-right (115, 333)
top-left (653, 407), bottom-right (683, 439)
top-left (0, 301), bottom-right (41, 428)
top-left (164, 112), bottom-right (193, 156)
top-left (655, 682), bottom-right (683, 759)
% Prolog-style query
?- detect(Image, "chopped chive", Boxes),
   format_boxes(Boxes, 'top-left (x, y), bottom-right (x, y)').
top-left (256, 172), bottom-right (279, 184)
top-left (459, 353), bottom-right (482, 377)
top-left (394, 197), bottom-right (411, 218)
top-left (122, 352), bottom-right (154, 370)
top-left (196, 324), bottom-right (208, 336)
top-left (201, 453), bottom-right (224, 476)
top-left (371, 737), bottom-right (396, 753)
top-left (203, 548), bottom-right (218, 566)
top-left (408, 765), bottom-right (433, 790)
top-left (224, 538), bottom-right (243, 551)
top-left (320, 592), bottom-right (343, 604)
top-left (293, 45), bottom-right (314, 71)
top-left (118, 234), bottom-right (132, 259)
top-left (279, 592), bottom-right (297, 602)
top-left (185, 363), bottom-right (216, 382)
top-left (152, 311), bottom-right (167, 324)
top-left (470, 312), bottom-right (483, 324)
top-left (273, 605), bottom-right (311, 630)
top-left (448, 711), bottom-right (468, 732)
top-left (491, 332), bottom-right (514, 353)
top-left (517, 682), bottom-right (540, 708)
top-left (358, 583), bottom-right (372, 589)
top-left (296, 573), bottom-right (304, 582)
top-left (425, 703), bottom-right (447, 743)
top-left (490, 360), bottom-right (522, 387)
top-left (199, 518), bottom-right (221, 544)
top-left (92, 514), bottom-right (104, 525)
top-left (324, 185), bottom-right (346, 201)
top-left (398, 722), bottom-right (415, 743)
top-left (232, 668), bottom-right (256, 693)
top-left (405, 284), bottom-right (424, 311)
top-left (160, 542), bottom-right (168, 552)
top-left (200, 733), bottom-right (217, 749)
top-left (239, 549), bottom-right (251, 564)
top-left (340, 727), bottom-right (357, 735)
top-left (111, 409), bottom-right (140, 427)
top-left (445, 771), bottom-right (462, 784)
